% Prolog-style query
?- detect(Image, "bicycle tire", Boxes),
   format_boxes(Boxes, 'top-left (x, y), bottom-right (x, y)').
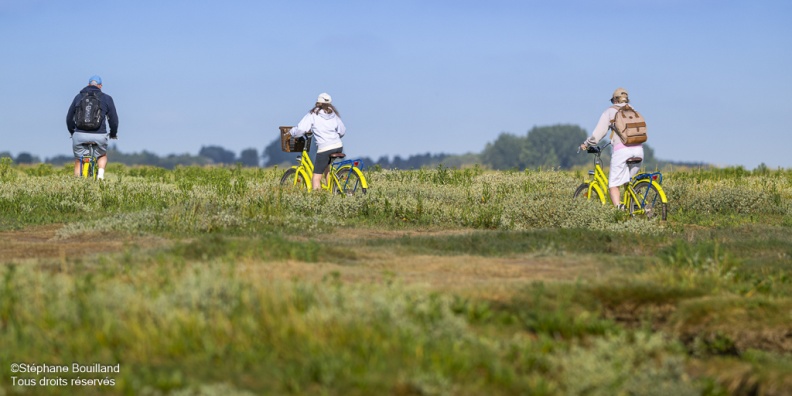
top-left (89, 159), bottom-right (98, 180)
top-left (573, 182), bottom-right (604, 202)
top-left (332, 167), bottom-right (367, 195)
top-left (80, 157), bottom-right (93, 179)
top-left (628, 181), bottom-right (667, 220)
top-left (279, 168), bottom-right (309, 191)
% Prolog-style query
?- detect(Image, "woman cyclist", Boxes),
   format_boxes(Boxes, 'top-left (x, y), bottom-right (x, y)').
top-left (579, 87), bottom-right (644, 208)
top-left (289, 93), bottom-right (346, 191)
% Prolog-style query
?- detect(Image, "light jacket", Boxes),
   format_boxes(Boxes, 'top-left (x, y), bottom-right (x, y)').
top-left (584, 102), bottom-right (642, 151)
top-left (290, 110), bottom-right (345, 153)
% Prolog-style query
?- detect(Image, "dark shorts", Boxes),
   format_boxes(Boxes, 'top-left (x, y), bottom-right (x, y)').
top-left (314, 147), bottom-right (343, 175)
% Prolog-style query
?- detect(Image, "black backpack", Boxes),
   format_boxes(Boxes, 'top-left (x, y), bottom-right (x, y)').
top-left (74, 91), bottom-right (103, 131)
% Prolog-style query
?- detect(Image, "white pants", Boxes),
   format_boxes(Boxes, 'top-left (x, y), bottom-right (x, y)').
top-left (609, 145), bottom-right (644, 188)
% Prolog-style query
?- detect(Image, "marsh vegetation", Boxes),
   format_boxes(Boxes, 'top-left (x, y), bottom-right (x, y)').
top-left (1, 159), bottom-right (790, 395)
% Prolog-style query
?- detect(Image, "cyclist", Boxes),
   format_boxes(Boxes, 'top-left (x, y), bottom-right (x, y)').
top-left (66, 75), bottom-right (119, 179)
top-left (289, 93), bottom-right (346, 191)
top-left (579, 87), bottom-right (644, 208)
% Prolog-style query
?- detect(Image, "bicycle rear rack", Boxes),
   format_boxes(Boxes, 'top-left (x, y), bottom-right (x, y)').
top-left (333, 158), bottom-right (365, 170)
top-left (635, 172), bottom-right (663, 185)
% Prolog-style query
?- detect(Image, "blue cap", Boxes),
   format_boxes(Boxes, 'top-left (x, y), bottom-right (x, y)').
top-left (88, 75), bottom-right (102, 85)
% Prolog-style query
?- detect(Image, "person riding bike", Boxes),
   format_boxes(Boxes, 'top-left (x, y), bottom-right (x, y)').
top-left (579, 87), bottom-right (644, 208)
top-left (288, 93), bottom-right (346, 191)
top-left (66, 75), bottom-right (119, 179)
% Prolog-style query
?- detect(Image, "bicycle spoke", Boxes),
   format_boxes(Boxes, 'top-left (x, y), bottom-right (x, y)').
top-left (279, 168), bottom-right (308, 191)
top-left (333, 167), bottom-right (366, 195)
top-left (629, 181), bottom-right (667, 220)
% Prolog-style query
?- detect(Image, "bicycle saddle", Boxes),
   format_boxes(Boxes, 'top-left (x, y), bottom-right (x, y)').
top-left (330, 153), bottom-right (346, 159)
top-left (626, 157), bottom-right (643, 165)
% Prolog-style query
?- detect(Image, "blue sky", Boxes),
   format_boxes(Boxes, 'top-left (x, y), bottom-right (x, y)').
top-left (1, 0), bottom-right (790, 168)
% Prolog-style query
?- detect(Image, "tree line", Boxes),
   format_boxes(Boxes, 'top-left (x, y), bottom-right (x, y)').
top-left (3, 125), bottom-right (702, 170)
top-left (3, 146), bottom-right (262, 170)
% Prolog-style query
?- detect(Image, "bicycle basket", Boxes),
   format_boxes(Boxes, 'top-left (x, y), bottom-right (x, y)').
top-left (280, 126), bottom-right (305, 152)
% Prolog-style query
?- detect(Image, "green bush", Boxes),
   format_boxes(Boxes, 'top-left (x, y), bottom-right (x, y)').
top-left (549, 332), bottom-right (700, 396)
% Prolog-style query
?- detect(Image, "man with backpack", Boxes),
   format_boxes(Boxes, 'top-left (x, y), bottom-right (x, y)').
top-left (579, 87), bottom-right (647, 208)
top-left (66, 75), bottom-right (119, 179)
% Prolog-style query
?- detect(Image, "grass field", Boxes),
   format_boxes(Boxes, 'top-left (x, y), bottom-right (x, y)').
top-left (1, 158), bottom-right (791, 395)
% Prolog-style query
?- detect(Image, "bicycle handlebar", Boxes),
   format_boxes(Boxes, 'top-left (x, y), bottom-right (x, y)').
top-left (578, 142), bottom-right (611, 154)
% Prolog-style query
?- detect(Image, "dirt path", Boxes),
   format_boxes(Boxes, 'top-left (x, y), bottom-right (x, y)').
top-left (0, 224), bottom-right (166, 262)
top-left (2, 225), bottom-right (606, 300)
top-left (241, 227), bottom-right (609, 300)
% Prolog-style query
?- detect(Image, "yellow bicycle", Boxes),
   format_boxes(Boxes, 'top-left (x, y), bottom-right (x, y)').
top-left (279, 132), bottom-right (368, 194)
top-left (79, 142), bottom-right (99, 180)
top-left (574, 143), bottom-right (668, 220)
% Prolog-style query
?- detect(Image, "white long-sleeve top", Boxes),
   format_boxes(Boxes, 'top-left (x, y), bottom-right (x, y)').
top-left (289, 110), bottom-right (346, 153)
top-left (584, 102), bottom-right (642, 151)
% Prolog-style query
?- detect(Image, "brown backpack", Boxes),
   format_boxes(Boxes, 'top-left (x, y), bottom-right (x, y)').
top-left (609, 104), bottom-right (647, 145)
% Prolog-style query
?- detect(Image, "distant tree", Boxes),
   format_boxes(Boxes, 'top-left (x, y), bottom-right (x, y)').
top-left (103, 148), bottom-right (210, 169)
top-left (138, 151), bottom-right (162, 166)
top-left (375, 155), bottom-right (390, 168)
top-left (391, 155), bottom-right (405, 169)
top-left (239, 148), bottom-right (260, 167)
top-left (15, 152), bottom-right (39, 164)
top-left (158, 153), bottom-right (212, 169)
top-left (0, 151), bottom-right (12, 160)
top-left (481, 133), bottom-right (526, 170)
top-left (641, 144), bottom-right (657, 168)
top-left (482, 125), bottom-right (597, 170)
top-left (358, 157), bottom-right (377, 169)
top-left (199, 145), bottom-right (236, 165)
top-left (262, 137), bottom-right (299, 167)
top-left (440, 153), bottom-right (482, 168)
top-left (405, 153), bottom-right (428, 169)
top-left (522, 124), bottom-right (589, 169)
top-left (46, 155), bottom-right (75, 165)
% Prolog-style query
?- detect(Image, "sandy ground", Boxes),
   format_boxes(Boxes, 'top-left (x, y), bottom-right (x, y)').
top-left (0, 224), bottom-right (167, 263)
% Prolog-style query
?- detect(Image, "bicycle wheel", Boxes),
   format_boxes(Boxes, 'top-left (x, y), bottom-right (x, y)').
top-left (80, 158), bottom-right (91, 179)
top-left (573, 182), bottom-right (604, 202)
top-left (279, 168), bottom-right (309, 191)
top-left (628, 182), bottom-right (667, 220)
top-left (332, 167), bottom-right (367, 195)
top-left (89, 158), bottom-right (98, 180)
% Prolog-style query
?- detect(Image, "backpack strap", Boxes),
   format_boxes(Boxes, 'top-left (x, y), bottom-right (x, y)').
top-left (609, 105), bottom-right (620, 142)
top-left (80, 90), bottom-right (103, 101)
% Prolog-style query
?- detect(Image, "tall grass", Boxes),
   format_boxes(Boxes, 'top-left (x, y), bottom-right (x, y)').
top-left (0, 256), bottom-right (700, 395)
top-left (1, 162), bottom-right (791, 394)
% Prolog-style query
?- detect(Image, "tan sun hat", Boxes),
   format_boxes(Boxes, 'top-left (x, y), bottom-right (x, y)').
top-left (317, 93), bottom-right (332, 104)
top-left (611, 87), bottom-right (629, 103)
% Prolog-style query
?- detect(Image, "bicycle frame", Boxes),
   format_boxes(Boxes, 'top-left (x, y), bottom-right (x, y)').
top-left (285, 134), bottom-right (368, 192)
top-left (584, 157), bottom-right (609, 205)
top-left (79, 144), bottom-right (98, 180)
top-left (579, 144), bottom-right (668, 209)
top-left (629, 173), bottom-right (668, 216)
top-left (332, 158), bottom-right (368, 192)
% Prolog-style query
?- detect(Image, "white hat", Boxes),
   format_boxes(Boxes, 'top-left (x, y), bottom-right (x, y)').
top-left (317, 93), bottom-right (332, 104)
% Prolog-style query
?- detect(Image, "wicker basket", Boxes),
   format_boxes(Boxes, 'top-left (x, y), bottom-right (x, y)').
top-left (279, 126), bottom-right (305, 152)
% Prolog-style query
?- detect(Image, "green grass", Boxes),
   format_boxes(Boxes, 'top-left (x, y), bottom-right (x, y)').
top-left (1, 161), bottom-right (791, 395)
